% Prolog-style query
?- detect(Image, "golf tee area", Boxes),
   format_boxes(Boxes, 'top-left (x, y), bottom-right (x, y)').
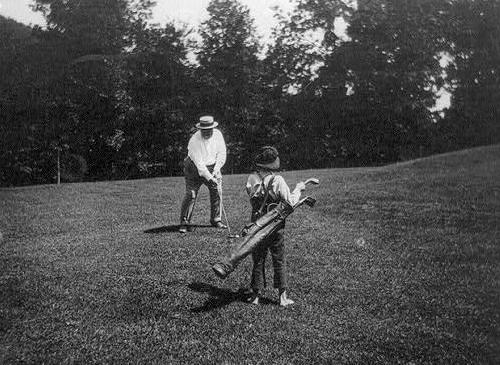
top-left (0, 145), bottom-right (499, 364)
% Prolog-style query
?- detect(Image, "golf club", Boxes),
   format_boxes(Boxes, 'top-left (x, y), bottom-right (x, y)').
top-left (221, 200), bottom-right (239, 238)
top-left (305, 177), bottom-right (320, 186)
top-left (187, 190), bottom-right (197, 228)
top-left (217, 178), bottom-right (239, 239)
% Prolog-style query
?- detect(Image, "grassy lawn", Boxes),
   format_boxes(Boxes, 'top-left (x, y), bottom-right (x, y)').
top-left (1, 145), bottom-right (499, 364)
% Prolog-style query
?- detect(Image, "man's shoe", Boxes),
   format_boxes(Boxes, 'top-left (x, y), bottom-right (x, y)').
top-left (249, 295), bottom-right (260, 305)
top-left (247, 291), bottom-right (260, 305)
top-left (213, 222), bottom-right (227, 229)
top-left (238, 287), bottom-right (253, 296)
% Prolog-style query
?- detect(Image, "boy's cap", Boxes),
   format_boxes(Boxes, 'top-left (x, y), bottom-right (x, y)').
top-left (254, 146), bottom-right (280, 170)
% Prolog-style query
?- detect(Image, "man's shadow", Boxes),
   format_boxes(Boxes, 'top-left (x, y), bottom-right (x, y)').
top-left (144, 224), bottom-right (212, 234)
top-left (188, 282), bottom-right (274, 312)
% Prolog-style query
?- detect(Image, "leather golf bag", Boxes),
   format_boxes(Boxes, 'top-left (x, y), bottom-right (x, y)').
top-left (212, 196), bottom-right (315, 279)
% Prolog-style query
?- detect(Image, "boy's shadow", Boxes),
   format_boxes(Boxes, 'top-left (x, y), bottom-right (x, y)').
top-left (144, 224), bottom-right (212, 234)
top-left (188, 282), bottom-right (274, 312)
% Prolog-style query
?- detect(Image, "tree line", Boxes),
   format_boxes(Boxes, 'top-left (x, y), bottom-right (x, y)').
top-left (1, 0), bottom-right (499, 186)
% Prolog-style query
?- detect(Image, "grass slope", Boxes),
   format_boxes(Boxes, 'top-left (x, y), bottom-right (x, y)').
top-left (1, 145), bottom-right (499, 364)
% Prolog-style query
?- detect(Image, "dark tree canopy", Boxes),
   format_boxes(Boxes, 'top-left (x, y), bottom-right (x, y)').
top-left (0, 0), bottom-right (498, 186)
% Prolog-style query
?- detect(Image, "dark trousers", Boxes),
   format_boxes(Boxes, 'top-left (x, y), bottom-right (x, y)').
top-left (180, 157), bottom-right (221, 225)
top-left (250, 229), bottom-right (286, 291)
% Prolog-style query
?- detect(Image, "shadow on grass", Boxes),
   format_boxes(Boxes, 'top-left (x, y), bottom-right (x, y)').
top-left (188, 282), bottom-right (275, 312)
top-left (144, 224), bottom-right (213, 234)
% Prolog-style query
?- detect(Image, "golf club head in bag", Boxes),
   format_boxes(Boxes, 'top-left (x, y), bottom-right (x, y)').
top-left (295, 196), bottom-right (316, 208)
top-left (304, 177), bottom-right (320, 186)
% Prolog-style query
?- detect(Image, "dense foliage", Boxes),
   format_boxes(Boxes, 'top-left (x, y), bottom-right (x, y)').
top-left (0, 0), bottom-right (499, 186)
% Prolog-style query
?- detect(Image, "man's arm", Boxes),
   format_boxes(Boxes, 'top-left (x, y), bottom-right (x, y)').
top-left (213, 130), bottom-right (227, 178)
top-left (188, 133), bottom-right (214, 181)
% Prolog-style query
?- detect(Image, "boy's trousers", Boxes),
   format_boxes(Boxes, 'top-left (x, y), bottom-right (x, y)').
top-left (250, 229), bottom-right (286, 291)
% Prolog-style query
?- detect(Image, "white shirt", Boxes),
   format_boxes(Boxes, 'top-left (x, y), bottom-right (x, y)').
top-left (246, 173), bottom-right (302, 206)
top-left (187, 129), bottom-right (227, 181)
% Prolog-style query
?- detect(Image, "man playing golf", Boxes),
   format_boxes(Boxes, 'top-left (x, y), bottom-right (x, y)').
top-left (179, 115), bottom-right (227, 233)
top-left (245, 146), bottom-right (305, 306)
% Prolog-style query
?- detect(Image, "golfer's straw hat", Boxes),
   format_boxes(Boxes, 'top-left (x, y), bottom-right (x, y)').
top-left (255, 146), bottom-right (280, 170)
top-left (196, 115), bottom-right (218, 129)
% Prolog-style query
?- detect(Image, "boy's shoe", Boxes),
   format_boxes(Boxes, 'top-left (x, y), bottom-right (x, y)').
top-left (279, 291), bottom-right (295, 307)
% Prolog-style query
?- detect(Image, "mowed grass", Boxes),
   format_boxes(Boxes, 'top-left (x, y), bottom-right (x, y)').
top-left (1, 145), bottom-right (499, 364)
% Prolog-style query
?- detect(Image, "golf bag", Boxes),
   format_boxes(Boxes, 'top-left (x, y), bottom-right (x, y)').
top-left (212, 196), bottom-right (316, 279)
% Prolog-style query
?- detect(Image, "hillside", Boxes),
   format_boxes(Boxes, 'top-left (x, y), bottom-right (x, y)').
top-left (0, 145), bottom-right (499, 363)
top-left (0, 15), bottom-right (33, 36)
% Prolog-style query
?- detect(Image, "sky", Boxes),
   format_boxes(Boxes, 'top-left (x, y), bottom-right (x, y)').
top-left (0, 0), bottom-right (46, 26)
top-left (0, 0), bottom-right (296, 43)
top-left (152, 0), bottom-right (296, 42)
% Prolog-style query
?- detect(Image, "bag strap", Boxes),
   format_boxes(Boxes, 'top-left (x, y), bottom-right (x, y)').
top-left (256, 173), bottom-right (275, 217)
